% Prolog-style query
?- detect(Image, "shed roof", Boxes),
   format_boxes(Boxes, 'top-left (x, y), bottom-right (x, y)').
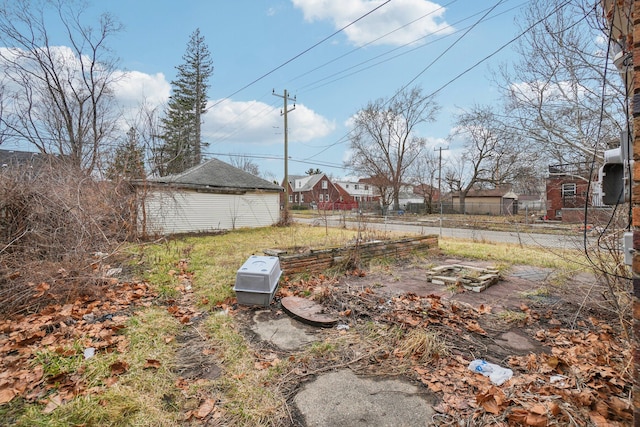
top-left (144, 158), bottom-right (282, 192)
top-left (454, 188), bottom-right (518, 199)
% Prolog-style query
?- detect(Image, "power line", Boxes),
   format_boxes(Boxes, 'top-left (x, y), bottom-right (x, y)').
top-left (209, 0), bottom-right (391, 109)
top-left (392, 0), bottom-right (506, 99)
top-left (295, 2), bottom-right (526, 95)
top-left (424, 0), bottom-right (574, 99)
top-left (206, 0), bottom-right (523, 164)
top-left (288, 0), bottom-right (458, 85)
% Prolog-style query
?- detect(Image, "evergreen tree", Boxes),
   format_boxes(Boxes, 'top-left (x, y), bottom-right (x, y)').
top-left (106, 127), bottom-right (146, 181)
top-left (157, 28), bottom-right (213, 175)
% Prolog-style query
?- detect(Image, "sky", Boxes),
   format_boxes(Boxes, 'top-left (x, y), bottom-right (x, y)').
top-left (3, 0), bottom-right (531, 181)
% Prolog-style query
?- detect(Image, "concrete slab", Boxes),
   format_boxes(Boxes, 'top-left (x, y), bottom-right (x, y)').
top-left (294, 369), bottom-right (435, 427)
top-left (509, 266), bottom-right (553, 282)
top-left (494, 331), bottom-right (538, 352)
top-left (250, 310), bottom-right (317, 350)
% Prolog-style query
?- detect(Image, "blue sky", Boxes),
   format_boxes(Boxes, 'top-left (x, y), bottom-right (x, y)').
top-left (4, 0), bottom-right (529, 181)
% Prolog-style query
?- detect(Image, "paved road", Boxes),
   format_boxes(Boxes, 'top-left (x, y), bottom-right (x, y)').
top-left (295, 216), bottom-right (591, 250)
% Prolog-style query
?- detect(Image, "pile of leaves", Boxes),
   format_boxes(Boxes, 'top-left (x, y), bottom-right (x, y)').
top-left (278, 273), bottom-right (633, 426)
top-left (0, 280), bottom-right (155, 410)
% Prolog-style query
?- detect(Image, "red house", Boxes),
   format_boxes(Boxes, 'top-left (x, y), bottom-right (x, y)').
top-left (282, 173), bottom-right (346, 209)
top-left (545, 163), bottom-right (593, 221)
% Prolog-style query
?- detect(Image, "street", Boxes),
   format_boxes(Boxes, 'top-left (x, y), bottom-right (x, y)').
top-left (295, 215), bottom-right (591, 250)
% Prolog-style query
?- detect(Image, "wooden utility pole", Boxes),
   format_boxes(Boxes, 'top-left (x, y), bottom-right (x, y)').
top-left (436, 146), bottom-right (448, 237)
top-left (273, 89), bottom-right (296, 219)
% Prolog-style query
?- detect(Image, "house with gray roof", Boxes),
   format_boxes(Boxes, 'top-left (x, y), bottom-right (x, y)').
top-left (0, 149), bottom-right (43, 168)
top-left (135, 158), bottom-right (283, 235)
top-left (283, 173), bottom-right (343, 209)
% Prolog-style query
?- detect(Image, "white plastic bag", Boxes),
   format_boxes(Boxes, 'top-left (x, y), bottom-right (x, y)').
top-left (468, 359), bottom-right (513, 385)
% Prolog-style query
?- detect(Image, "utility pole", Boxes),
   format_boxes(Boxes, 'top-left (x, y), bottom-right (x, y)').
top-left (435, 146), bottom-right (448, 237)
top-left (273, 89), bottom-right (296, 219)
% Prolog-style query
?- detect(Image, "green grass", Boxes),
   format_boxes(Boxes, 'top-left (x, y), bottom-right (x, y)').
top-left (7, 223), bottom-right (597, 426)
top-left (14, 307), bottom-right (183, 427)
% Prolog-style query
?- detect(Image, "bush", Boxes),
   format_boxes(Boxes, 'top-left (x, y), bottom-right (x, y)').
top-left (0, 159), bottom-right (136, 315)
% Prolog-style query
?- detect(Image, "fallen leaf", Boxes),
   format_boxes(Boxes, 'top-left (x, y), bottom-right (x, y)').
top-left (0, 388), bottom-right (16, 404)
top-left (195, 398), bottom-right (216, 419)
top-left (477, 304), bottom-right (492, 314)
top-left (42, 393), bottom-right (63, 414)
top-left (109, 361), bottom-right (129, 376)
top-left (144, 359), bottom-right (161, 369)
top-left (525, 413), bottom-right (548, 427)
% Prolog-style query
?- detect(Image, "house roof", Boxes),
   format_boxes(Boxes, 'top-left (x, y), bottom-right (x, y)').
top-left (289, 174), bottom-right (325, 192)
top-left (145, 158), bottom-right (282, 192)
top-left (0, 149), bottom-right (42, 167)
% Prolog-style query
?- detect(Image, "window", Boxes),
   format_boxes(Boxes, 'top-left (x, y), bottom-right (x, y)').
top-left (561, 183), bottom-right (576, 198)
top-left (364, 185), bottom-right (369, 191)
top-left (300, 194), bottom-right (304, 203)
top-left (319, 194), bottom-right (324, 202)
top-left (294, 195), bottom-right (298, 202)
top-left (289, 195), bottom-right (293, 202)
top-left (354, 184), bottom-right (359, 190)
top-left (322, 180), bottom-right (328, 189)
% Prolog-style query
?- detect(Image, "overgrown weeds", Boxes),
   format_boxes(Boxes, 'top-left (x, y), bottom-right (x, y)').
top-left (0, 160), bottom-right (137, 315)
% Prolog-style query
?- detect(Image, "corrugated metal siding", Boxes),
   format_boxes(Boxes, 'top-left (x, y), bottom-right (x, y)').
top-left (142, 189), bottom-right (280, 234)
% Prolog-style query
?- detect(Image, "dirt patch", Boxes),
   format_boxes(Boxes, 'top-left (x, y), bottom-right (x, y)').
top-left (174, 315), bottom-right (221, 380)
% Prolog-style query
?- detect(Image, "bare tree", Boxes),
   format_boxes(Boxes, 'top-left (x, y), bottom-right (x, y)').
top-left (449, 105), bottom-right (531, 212)
top-left (0, 0), bottom-right (123, 173)
top-left (496, 0), bottom-right (626, 166)
top-left (347, 86), bottom-right (439, 211)
top-left (407, 149), bottom-right (439, 213)
top-left (228, 155), bottom-right (260, 177)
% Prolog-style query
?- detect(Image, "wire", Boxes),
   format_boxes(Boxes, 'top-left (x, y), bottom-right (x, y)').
top-left (301, 0), bottom-right (567, 166)
top-left (581, 0), bottom-right (632, 281)
top-left (208, 0), bottom-right (391, 109)
top-left (288, 0), bottom-right (459, 85)
top-left (201, 150), bottom-right (346, 170)
top-left (424, 0), bottom-right (573, 99)
top-left (296, 2), bottom-right (527, 95)
top-left (391, 0), bottom-right (506, 100)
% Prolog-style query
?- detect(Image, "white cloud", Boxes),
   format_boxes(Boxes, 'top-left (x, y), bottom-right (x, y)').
top-left (291, 0), bottom-right (453, 46)
top-left (112, 71), bottom-right (171, 109)
top-left (509, 80), bottom-right (587, 104)
top-left (202, 98), bottom-right (335, 145)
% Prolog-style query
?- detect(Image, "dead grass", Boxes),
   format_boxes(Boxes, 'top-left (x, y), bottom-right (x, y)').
top-left (398, 328), bottom-right (449, 363)
top-left (439, 237), bottom-right (585, 272)
top-left (6, 223), bottom-right (629, 426)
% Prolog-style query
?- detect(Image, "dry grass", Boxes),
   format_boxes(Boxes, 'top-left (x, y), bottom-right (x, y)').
top-left (7, 222), bottom-right (621, 426)
top-left (398, 328), bottom-right (449, 363)
top-left (439, 237), bottom-right (585, 272)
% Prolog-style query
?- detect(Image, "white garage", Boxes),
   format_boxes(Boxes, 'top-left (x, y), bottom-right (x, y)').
top-left (135, 158), bottom-right (283, 235)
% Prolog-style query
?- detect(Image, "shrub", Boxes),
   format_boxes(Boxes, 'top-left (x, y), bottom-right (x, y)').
top-left (0, 159), bottom-right (136, 315)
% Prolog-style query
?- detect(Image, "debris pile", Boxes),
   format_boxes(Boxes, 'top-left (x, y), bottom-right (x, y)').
top-left (426, 264), bottom-right (500, 292)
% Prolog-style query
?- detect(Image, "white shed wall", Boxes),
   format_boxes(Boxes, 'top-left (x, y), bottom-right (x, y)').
top-left (141, 189), bottom-right (280, 234)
